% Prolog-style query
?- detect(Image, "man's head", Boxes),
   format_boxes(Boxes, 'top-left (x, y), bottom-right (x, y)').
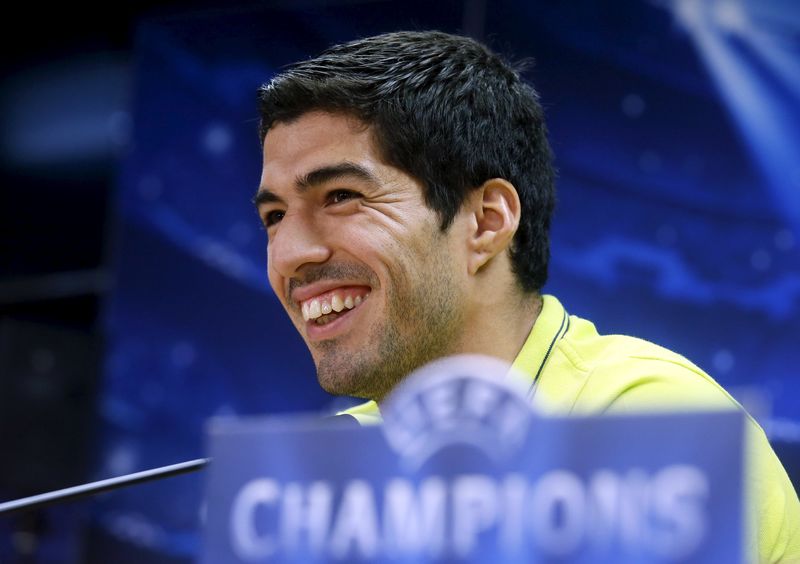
top-left (258, 30), bottom-right (555, 294)
top-left (255, 31), bottom-right (556, 400)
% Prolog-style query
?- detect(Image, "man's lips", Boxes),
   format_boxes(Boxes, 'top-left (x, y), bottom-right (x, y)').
top-left (290, 281), bottom-right (370, 304)
top-left (292, 284), bottom-right (372, 322)
top-left (300, 285), bottom-right (371, 340)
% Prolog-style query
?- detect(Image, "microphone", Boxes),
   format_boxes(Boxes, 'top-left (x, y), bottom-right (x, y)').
top-left (0, 458), bottom-right (209, 516)
top-left (0, 412), bottom-right (355, 516)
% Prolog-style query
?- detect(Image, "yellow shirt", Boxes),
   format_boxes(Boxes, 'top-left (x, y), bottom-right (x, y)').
top-left (341, 294), bottom-right (800, 562)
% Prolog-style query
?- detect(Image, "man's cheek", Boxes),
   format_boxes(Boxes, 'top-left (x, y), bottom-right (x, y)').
top-left (265, 263), bottom-right (281, 296)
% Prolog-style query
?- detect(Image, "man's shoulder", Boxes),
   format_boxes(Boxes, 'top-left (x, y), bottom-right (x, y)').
top-left (546, 310), bottom-right (744, 415)
top-left (559, 315), bottom-right (696, 370)
top-left (543, 307), bottom-right (800, 561)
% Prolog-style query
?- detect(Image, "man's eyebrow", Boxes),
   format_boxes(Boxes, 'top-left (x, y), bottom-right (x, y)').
top-left (296, 161), bottom-right (379, 190)
top-left (252, 189), bottom-right (283, 207)
top-left (254, 161), bottom-right (380, 207)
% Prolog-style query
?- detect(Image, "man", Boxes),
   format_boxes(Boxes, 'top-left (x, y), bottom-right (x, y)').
top-left (254, 31), bottom-right (799, 562)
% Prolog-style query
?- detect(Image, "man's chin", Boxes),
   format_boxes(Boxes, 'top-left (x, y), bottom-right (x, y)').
top-left (315, 356), bottom-right (392, 400)
top-left (316, 372), bottom-right (372, 400)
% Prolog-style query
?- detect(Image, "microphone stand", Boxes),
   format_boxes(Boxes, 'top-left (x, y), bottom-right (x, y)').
top-left (0, 458), bottom-right (209, 516)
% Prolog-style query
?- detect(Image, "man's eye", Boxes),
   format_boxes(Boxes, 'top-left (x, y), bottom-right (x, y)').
top-left (327, 189), bottom-right (359, 204)
top-left (264, 210), bottom-right (285, 227)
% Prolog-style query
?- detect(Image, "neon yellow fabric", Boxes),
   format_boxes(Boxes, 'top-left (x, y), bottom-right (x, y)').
top-left (340, 294), bottom-right (800, 562)
top-left (339, 397), bottom-right (382, 426)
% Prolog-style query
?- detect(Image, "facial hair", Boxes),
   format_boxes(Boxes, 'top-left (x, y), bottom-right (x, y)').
top-left (309, 242), bottom-right (465, 402)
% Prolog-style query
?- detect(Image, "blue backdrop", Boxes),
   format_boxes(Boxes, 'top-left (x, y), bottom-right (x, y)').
top-left (93, 0), bottom-right (800, 559)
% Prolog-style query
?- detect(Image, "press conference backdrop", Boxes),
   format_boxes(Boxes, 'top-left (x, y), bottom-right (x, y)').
top-left (21, 0), bottom-right (799, 561)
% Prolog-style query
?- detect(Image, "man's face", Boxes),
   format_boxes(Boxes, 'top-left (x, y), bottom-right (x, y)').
top-left (257, 111), bottom-right (469, 401)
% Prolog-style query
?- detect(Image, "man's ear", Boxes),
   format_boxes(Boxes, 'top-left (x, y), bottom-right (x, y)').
top-left (467, 178), bottom-right (521, 275)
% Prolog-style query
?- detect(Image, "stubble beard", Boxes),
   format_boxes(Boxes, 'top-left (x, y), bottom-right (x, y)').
top-left (313, 246), bottom-right (464, 402)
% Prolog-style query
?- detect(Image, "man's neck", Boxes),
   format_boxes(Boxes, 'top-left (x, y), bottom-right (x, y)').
top-left (455, 290), bottom-right (542, 366)
top-left (374, 291), bottom-right (542, 410)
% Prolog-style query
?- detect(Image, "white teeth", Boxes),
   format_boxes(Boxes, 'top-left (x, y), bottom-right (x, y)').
top-left (309, 299), bottom-right (321, 319)
top-left (303, 292), bottom-right (368, 321)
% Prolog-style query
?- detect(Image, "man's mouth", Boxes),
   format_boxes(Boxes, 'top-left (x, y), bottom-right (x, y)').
top-left (299, 287), bottom-right (371, 326)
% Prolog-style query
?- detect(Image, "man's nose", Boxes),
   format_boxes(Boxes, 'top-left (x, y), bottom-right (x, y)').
top-left (268, 211), bottom-right (332, 278)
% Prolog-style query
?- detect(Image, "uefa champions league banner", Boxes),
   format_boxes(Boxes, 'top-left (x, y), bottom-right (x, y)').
top-left (202, 356), bottom-right (744, 563)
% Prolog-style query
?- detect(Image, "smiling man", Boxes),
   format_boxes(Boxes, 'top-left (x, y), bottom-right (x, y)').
top-left (257, 112), bottom-right (476, 402)
top-left (254, 31), bottom-right (799, 561)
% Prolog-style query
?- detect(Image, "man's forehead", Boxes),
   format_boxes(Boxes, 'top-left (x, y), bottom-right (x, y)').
top-left (260, 112), bottom-right (381, 188)
top-left (263, 111), bottom-right (372, 158)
